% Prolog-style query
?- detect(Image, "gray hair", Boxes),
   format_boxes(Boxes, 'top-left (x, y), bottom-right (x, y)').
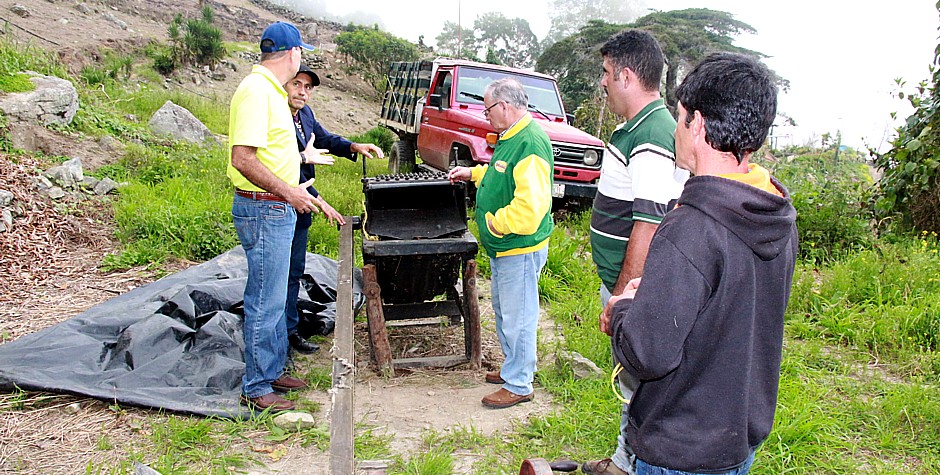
top-left (485, 78), bottom-right (528, 109)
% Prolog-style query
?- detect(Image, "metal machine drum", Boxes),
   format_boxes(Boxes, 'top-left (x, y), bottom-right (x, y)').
top-left (359, 172), bottom-right (481, 372)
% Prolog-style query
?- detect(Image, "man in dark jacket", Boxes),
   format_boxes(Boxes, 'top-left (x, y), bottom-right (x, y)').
top-left (284, 63), bottom-right (384, 354)
top-left (607, 53), bottom-right (798, 475)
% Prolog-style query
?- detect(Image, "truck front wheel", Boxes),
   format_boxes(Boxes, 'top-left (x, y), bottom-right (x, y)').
top-left (388, 140), bottom-right (416, 174)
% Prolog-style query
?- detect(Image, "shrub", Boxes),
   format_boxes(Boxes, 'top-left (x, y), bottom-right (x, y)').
top-left (871, 5), bottom-right (940, 234)
top-left (765, 150), bottom-right (874, 263)
top-left (164, 6), bottom-right (225, 72)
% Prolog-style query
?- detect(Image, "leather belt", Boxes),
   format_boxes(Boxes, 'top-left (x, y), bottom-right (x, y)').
top-left (235, 189), bottom-right (287, 203)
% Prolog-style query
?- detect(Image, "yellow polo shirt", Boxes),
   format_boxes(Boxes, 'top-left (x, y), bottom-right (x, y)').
top-left (227, 65), bottom-right (300, 191)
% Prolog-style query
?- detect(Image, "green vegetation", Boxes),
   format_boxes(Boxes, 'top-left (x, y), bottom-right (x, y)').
top-left (336, 24), bottom-right (419, 92)
top-left (1, 9), bottom-right (939, 475)
top-left (158, 5), bottom-right (226, 75)
top-left (0, 72), bottom-right (34, 93)
top-left (871, 30), bottom-right (940, 234)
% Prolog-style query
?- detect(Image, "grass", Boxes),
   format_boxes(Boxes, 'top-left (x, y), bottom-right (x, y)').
top-left (2, 34), bottom-right (939, 475)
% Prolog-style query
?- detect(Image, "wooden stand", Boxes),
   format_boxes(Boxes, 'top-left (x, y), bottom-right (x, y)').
top-left (363, 259), bottom-right (481, 372)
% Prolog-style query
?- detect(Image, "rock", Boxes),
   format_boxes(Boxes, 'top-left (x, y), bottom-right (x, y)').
top-left (45, 187), bottom-right (66, 199)
top-left (63, 402), bottom-right (82, 414)
top-left (272, 412), bottom-right (316, 431)
top-left (43, 157), bottom-right (84, 189)
top-left (133, 462), bottom-right (164, 475)
top-left (0, 209), bottom-right (12, 233)
top-left (93, 177), bottom-right (119, 195)
top-left (304, 23), bottom-right (318, 38)
top-left (124, 114), bottom-right (139, 122)
top-left (0, 73), bottom-right (79, 126)
top-left (98, 135), bottom-right (124, 152)
top-left (102, 12), bottom-right (127, 30)
top-left (10, 4), bottom-right (29, 17)
top-left (34, 175), bottom-right (54, 191)
top-left (82, 176), bottom-right (100, 190)
top-left (58, 18), bottom-right (68, 25)
top-left (208, 71), bottom-right (226, 81)
top-left (76, 3), bottom-right (90, 14)
top-left (148, 101), bottom-right (216, 144)
top-left (558, 350), bottom-right (604, 380)
top-left (0, 190), bottom-right (13, 207)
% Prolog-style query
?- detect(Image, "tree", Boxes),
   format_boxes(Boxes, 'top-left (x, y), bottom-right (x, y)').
top-left (536, 19), bottom-right (622, 109)
top-left (871, 11), bottom-right (940, 233)
top-left (544, 0), bottom-right (642, 48)
top-left (434, 21), bottom-right (478, 60)
top-left (633, 9), bottom-right (781, 112)
top-left (336, 25), bottom-right (419, 94)
top-left (537, 9), bottom-right (783, 115)
top-left (473, 13), bottom-right (540, 68)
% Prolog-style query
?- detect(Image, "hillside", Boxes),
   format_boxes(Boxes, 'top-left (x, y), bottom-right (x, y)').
top-left (0, 0), bottom-right (381, 138)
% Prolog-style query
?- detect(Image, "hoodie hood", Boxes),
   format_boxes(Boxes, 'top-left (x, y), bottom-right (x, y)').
top-left (678, 174), bottom-right (796, 260)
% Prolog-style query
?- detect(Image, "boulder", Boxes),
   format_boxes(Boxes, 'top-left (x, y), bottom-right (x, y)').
top-left (43, 157), bottom-right (84, 189)
top-left (0, 190), bottom-right (13, 207)
top-left (0, 73), bottom-right (79, 126)
top-left (0, 209), bottom-right (12, 233)
top-left (557, 350), bottom-right (604, 380)
top-left (93, 177), bottom-right (119, 195)
top-left (148, 101), bottom-right (215, 144)
top-left (10, 4), bottom-right (29, 17)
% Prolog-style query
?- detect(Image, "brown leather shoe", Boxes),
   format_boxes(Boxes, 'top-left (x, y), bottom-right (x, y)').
top-left (271, 374), bottom-right (308, 392)
top-left (485, 370), bottom-right (504, 384)
top-left (581, 458), bottom-right (629, 475)
top-left (240, 393), bottom-right (295, 412)
top-left (481, 388), bottom-right (533, 409)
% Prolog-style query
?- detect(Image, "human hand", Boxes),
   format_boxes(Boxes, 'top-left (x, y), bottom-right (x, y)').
top-left (448, 166), bottom-right (472, 183)
top-left (288, 178), bottom-right (321, 214)
top-left (303, 137), bottom-right (335, 165)
top-left (351, 142), bottom-right (385, 159)
top-left (600, 289), bottom-right (635, 335)
top-left (314, 196), bottom-right (345, 226)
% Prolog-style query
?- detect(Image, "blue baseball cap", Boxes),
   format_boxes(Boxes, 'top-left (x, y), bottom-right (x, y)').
top-left (260, 22), bottom-right (314, 53)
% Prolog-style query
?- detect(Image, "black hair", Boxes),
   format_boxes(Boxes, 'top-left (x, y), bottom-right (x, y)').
top-left (676, 53), bottom-right (777, 164)
top-left (599, 29), bottom-right (665, 92)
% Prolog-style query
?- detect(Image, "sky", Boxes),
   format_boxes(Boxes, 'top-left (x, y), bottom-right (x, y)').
top-left (289, 0), bottom-right (939, 152)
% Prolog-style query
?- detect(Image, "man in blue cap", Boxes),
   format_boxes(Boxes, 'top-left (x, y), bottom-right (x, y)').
top-left (227, 21), bottom-right (326, 412)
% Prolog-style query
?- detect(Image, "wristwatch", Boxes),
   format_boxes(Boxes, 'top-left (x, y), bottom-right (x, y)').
top-left (300, 151), bottom-right (307, 164)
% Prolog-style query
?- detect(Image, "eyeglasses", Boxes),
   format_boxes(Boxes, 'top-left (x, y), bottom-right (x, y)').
top-left (482, 101), bottom-right (504, 117)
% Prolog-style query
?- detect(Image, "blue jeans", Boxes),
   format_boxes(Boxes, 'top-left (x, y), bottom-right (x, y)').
top-left (636, 451), bottom-right (755, 475)
top-left (491, 247), bottom-right (547, 396)
top-left (602, 284), bottom-right (638, 475)
top-left (232, 194), bottom-right (296, 398)
top-left (285, 216), bottom-right (311, 336)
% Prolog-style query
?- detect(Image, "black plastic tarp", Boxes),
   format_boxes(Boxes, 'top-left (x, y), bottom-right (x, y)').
top-left (0, 247), bottom-right (363, 418)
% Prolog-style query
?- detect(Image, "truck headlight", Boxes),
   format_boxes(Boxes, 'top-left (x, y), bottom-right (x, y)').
top-left (583, 149), bottom-right (599, 166)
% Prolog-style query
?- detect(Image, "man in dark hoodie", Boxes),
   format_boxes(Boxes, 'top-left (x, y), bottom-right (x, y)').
top-left (606, 52), bottom-right (798, 475)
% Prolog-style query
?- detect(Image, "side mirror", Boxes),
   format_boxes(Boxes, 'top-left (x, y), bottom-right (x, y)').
top-left (428, 94), bottom-right (442, 108)
top-left (566, 113), bottom-right (575, 125)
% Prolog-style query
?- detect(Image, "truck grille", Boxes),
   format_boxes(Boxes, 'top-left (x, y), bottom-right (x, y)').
top-left (552, 142), bottom-right (603, 169)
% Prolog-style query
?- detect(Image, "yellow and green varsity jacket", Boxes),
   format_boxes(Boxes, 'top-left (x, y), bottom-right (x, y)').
top-left (470, 114), bottom-right (554, 258)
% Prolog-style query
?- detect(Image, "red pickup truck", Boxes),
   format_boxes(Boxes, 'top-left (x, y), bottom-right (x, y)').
top-left (380, 59), bottom-right (604, 199)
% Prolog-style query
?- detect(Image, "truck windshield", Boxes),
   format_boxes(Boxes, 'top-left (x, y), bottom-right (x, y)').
top-left (454, 66), bottom-right (564, 117)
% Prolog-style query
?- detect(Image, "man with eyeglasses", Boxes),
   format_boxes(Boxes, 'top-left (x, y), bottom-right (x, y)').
top-left (448, 78), bottom-right (553, 409)
top-left (282, 63), bottom-right (384, 356)
top-left (227, 21), bottom-right (325, 412)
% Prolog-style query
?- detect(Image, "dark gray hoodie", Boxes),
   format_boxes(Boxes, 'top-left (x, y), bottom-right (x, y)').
top-left (610, 173), bottom-right (798, 473)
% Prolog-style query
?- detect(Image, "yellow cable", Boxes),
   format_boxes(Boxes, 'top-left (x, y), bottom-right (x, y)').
top-left (610, 363), bottom-right (630, 404)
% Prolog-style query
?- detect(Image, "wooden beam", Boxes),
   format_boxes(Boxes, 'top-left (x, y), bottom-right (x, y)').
top-left (330, 219), bottom-right (355, 475)
top-left (463, 259), bottom-right (482, 369)
top-left (363, 264), bottom-right (393, 375)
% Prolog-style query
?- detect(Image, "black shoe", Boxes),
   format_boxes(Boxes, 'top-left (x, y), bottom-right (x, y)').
top-left (288, 333), bottom-right (320, 354)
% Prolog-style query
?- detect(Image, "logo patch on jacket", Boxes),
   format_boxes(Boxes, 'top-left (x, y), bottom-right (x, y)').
top-left (493, 160), bottom-right (508, 173)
